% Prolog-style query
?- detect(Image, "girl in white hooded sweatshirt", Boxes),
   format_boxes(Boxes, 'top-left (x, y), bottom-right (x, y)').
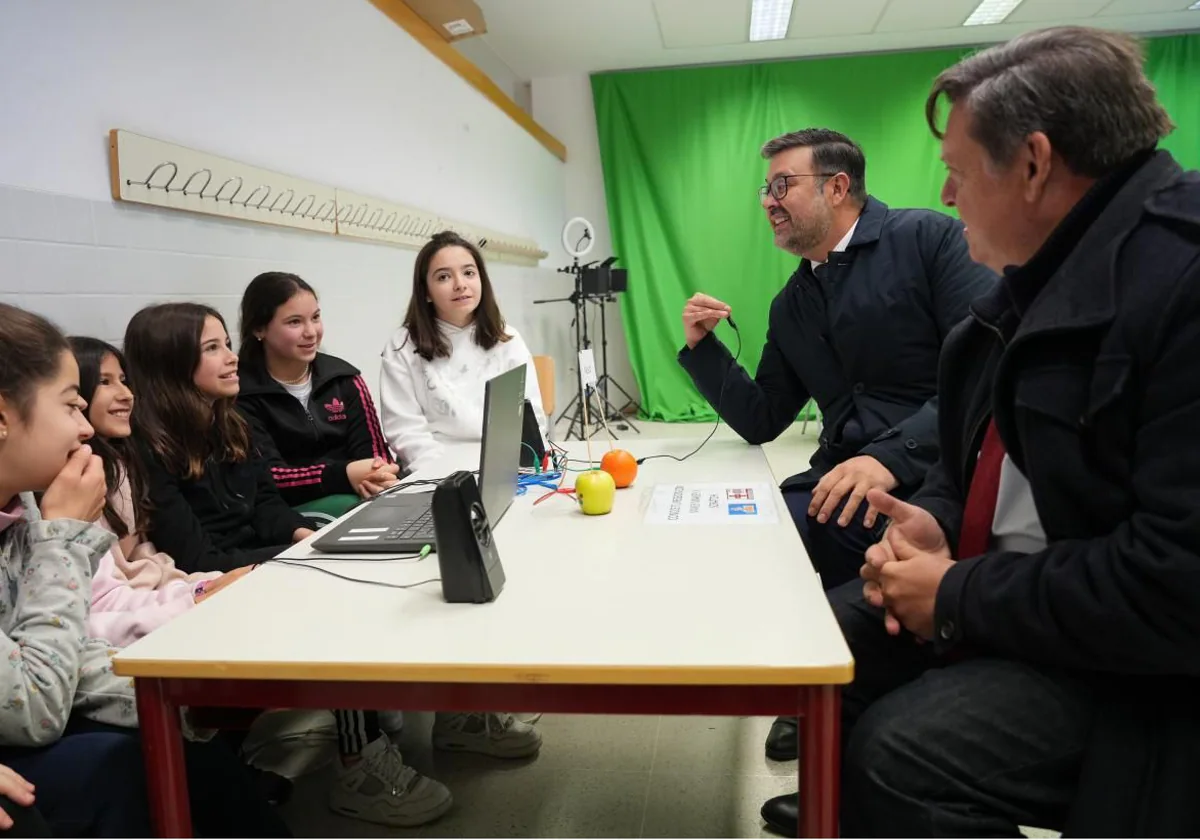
top-left (380, 231), bottom-right (548, 473)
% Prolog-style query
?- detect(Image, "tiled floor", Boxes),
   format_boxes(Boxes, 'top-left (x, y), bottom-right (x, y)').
top-left (279, 713), bottom-right (798, 838)
top-left (273, 421), bottom-right (819, 837)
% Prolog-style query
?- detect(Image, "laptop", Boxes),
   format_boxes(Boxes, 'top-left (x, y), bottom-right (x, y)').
top-left (311, 365), bottom-right (527, 554)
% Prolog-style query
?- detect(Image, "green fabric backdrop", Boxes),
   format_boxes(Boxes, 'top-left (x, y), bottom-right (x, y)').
top-left (592, 34), bottom-right (1200, 422)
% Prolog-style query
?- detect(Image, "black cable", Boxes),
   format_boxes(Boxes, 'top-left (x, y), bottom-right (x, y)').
top-left (264, 557), bottom-right (441, 590)
top-left (369, 471), bottom-right (479, 503)
top-left (637, 320), bottom-right (742, 466)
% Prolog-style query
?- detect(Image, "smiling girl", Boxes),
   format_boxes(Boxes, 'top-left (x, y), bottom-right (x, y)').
top-left (235, 272), bottom-right (398, 510)
top-left (380, 231), bottom-right (548, 472)
top-left (69, 337), bottom-right (250, 648)
top-left (122, 303), bottom-right (315, 573)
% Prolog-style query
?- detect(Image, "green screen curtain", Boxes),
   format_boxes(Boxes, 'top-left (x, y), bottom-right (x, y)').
top-left (593, 34), bottom-right (1200, 422)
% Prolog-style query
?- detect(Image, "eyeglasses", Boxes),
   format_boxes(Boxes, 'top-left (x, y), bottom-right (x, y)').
top-left (759, 172), bottom-right (837, 201)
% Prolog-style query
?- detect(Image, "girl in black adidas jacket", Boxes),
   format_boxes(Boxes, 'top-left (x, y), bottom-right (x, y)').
top-left (235, 273), bottom-right (398, 506)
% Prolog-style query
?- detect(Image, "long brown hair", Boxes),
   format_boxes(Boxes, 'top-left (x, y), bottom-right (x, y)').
top-left (69, 336), bottom-right (152, 539)
top-left (123, 303), bottom-right (250, 480)
top-left (403, 231), bottom-right (510, 361)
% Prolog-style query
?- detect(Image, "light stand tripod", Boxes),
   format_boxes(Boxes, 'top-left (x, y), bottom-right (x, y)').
top-left (533, 258), bottom-right (637, 442)
top-left (590, 288), bottom-right (642, 430)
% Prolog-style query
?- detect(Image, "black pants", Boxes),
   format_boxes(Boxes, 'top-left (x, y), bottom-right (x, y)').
top-left (0, 719), bottom-right (289, 838)
top-left (0, 795), bottom-right (50, 838)
top-left (783, 488), bottom-right (887, 590)
top-left (829, 580), bottom-right (1095, 837)
top-left (333, 710), bottom-right (382, 755)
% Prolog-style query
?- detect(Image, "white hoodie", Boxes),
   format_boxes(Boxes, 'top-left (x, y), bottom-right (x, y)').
top-left (379, 321), bottom-right (549, 472)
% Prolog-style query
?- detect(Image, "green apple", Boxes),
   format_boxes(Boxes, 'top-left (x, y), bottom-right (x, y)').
top-left (575, 469), bottom-right (616, 515)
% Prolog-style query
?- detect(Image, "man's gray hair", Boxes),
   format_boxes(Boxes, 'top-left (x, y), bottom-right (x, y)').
top-left (926, 26), bottom-right (1173, 178)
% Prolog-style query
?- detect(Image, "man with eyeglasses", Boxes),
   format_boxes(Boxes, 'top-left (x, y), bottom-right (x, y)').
top-left (678, 128), bottom-right (995, 762)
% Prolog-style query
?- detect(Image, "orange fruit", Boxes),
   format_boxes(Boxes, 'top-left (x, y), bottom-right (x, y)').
top-left (600, 449), bottom-right (638, 489)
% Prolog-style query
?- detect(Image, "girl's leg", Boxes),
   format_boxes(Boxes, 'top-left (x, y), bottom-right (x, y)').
top-left (0, 794), bottom-right (52, 838)
top-left (64, 718), bottom-right (289, 838)
top-left (181, 735), bottom-right (291, 838)
top-left (332, 710), bottom-right (382, 759)
top-left (327, 710), bottom-right (452, 829)
top-left (0, 729), bottom-right (152, 837)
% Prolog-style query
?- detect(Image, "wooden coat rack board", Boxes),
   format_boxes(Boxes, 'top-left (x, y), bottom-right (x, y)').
top-left (108, 129), bottom-right (548, 266)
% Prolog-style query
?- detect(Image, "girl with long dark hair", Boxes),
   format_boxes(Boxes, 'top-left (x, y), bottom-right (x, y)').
top-left (380, 231), bottom-right (548, 472)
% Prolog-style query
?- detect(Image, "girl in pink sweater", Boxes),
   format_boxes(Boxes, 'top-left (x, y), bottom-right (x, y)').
top-left (69, 338), bottom-right (249, 647)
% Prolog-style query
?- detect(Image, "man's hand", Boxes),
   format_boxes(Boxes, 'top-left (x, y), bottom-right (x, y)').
top-left (861, 489), bottom-right (953, 639)
top-left (808, 456), bottom-right (898, 528)
top-left (682, 293), bottom-right (732, 349)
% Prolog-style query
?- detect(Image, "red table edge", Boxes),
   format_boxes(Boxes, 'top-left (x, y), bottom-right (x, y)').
top-left (136, 677), bottom-right (840, 838)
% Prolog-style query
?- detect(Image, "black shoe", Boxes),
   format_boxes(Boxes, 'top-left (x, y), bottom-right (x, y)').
top-left (761, 791), bottom-right (799, 836)
top-left (765, 715), bottom-right (799, 761)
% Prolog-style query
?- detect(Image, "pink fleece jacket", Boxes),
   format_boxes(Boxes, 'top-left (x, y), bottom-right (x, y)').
top-left (87, 474), bottom-right (220, 648)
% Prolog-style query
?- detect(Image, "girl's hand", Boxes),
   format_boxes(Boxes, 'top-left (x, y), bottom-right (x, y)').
top-left (349, 459), bottom-right (399, 498)
top-left (292, 528), bottom-right (315, 544)
top-left (40, 445), bottom-right (107, 523)
top-left (0, 763), bottom-right (35, 829)
top-left (194, 566), bottom-right (254, 604)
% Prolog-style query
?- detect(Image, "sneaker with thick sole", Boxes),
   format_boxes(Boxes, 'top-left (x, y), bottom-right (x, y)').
top-left (329, 735), bottom-right (452, 828)
top-left (431, 712), bottom-right (543, 759)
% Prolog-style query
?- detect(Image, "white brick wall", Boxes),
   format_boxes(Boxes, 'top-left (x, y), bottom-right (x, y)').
top-left (0, 182), bottom-right (582, 408)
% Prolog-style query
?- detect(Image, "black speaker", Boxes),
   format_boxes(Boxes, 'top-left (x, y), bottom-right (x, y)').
top-left (431, 471), bottom-right (505, 603)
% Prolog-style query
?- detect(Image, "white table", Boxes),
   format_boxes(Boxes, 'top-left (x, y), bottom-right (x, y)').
top-left (116, 439), bottom-right (853, 837)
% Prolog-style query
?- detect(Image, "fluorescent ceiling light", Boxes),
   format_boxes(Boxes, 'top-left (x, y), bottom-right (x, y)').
top-left (1190, 1), bottom-right (1200, 10)
top-left (749, 0), bottom-right (794, 42)
top-left (962, 0), bottom-right (1025, 26)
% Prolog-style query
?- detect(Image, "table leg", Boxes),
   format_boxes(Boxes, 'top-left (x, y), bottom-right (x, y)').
top-left (135, 678), bottom-right (192, 838)
top-left (800, 685), bottom-right (841, 838)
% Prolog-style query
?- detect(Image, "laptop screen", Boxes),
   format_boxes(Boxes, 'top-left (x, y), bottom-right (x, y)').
top-left (477, 365), bottom-right (526, 526)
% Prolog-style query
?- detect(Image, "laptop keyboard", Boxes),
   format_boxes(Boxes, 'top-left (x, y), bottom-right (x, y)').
top-left (383, 508), bottom-right (435, 541)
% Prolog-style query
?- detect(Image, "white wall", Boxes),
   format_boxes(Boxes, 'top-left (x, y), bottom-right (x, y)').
top-left (531, 74), bottom-right (642, 410)
top-left (454, 37), bottom-right (533, 115)
top-left (0, 0), bottom-right (577, 407)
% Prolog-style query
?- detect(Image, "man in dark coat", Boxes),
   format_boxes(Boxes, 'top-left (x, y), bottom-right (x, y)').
top-left (679, 128), bottom-right (995, 760)
top-left (760, 26), bottom-right (1200, 837)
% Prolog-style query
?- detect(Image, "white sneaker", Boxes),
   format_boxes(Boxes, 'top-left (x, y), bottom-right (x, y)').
top-left (329, 735), bottom-right (452, 827)
top-left (432, 712), bottom-right (543, 759)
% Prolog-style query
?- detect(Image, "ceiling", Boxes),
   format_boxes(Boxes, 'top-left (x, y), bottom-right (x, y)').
top-left (470, 0), bottom-right (1200, 79)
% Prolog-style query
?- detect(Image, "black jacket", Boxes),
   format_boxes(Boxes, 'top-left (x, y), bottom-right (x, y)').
top-left (679, 197), bottom-right (997, 490)
top-left (140, 440), bottom-right (313, 574)
top-left (236, 353), bottom-right (393, 505)
top-left (911, 151), bottom-right (1200, 836)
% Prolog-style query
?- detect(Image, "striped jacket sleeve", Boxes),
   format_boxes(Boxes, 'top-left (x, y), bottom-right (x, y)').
top-left (238, 400), bottom-right (356, 504)
top-left (343, 375), bottom-right (394, 466)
